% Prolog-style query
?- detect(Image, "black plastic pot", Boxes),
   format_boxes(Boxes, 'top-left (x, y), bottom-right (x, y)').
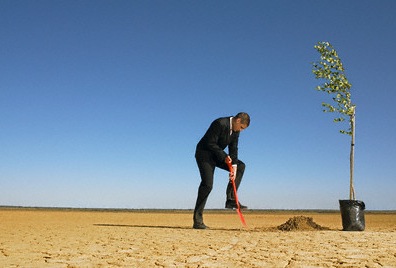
top-left (339, 199), bottom-right (365, 231)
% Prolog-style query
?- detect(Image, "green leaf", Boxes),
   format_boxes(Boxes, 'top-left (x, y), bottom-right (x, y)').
top-left (312, 41), bottom-right (355, 135)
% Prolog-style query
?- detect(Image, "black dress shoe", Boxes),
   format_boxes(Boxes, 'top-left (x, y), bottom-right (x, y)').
top-left (193, 222), bottom-right (208, 229)
top-left (225, 200), bottom-right (248, 209)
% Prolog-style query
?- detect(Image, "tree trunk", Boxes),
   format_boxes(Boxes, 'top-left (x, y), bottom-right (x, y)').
top-left (350, 109), bottom-right (356, 200)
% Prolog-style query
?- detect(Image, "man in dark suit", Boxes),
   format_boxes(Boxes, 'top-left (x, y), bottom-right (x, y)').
top-left (193, 112), bottom-right (250, 229)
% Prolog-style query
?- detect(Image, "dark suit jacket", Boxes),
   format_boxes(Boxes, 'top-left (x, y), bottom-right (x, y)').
top-left (195, 116), bottom-right (239, 164)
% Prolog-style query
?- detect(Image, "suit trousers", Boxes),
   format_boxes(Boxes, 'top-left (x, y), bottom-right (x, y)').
top-left (193, 158), bottom-right (245, 224)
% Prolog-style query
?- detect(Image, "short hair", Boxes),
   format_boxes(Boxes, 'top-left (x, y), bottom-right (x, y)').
top-left (235, 112), bottom-right (250, 126)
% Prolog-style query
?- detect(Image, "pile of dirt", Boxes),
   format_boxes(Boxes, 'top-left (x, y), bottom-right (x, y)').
top-left (277, 216), bottom-right (329, 231)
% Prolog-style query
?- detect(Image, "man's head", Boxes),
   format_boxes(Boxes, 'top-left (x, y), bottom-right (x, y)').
top-left (232, 112), bottom-right (250, 132)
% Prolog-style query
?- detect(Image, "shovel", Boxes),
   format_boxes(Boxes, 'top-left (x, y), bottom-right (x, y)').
top-left (227, 162), bottom-right (247, 227)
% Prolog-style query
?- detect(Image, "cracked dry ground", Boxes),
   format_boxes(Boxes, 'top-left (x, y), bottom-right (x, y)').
top-left (1, 209), bottom-right (395, 267)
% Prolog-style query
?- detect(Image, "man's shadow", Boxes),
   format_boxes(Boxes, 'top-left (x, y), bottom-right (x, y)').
top-left (93, 223), bottom-right (246, 231)
top-left (94, 224), bottom-right (334, 232)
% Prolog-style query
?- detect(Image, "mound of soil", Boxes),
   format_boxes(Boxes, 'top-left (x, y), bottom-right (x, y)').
top-left (277, 216), bottom-right (329, 231)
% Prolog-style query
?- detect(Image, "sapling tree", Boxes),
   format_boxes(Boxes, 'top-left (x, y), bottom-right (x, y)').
top-left (312, 41), bottom-right (356, 200)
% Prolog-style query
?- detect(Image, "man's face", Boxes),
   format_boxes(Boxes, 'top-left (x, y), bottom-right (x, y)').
top-left (232, 118), bottom-right (248, 132)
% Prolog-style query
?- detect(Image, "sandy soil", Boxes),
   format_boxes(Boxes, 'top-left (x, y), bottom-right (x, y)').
top-left (1, 208), bottom-right (395, 267)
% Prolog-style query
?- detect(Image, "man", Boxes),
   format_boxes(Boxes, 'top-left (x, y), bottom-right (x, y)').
top-left (193, 112), bottom-right (250, 229)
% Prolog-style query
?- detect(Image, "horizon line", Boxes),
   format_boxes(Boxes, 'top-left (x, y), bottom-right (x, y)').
top-left (0, 205), bottom-right (395, 214)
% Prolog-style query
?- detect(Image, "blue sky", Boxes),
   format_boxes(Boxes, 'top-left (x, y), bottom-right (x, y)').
top-left (1, 0), bottom-right (395, 210)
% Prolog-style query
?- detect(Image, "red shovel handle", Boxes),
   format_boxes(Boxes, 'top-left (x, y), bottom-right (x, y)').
top-left (227, 162), bottom-right (247, 227)
top-left (226, 162), bottom-right (233, 175)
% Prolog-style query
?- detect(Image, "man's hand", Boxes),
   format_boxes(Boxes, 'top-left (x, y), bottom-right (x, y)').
top-left (225, 156), bottom-right (232, 165)
top-left (225, 156), bottom-right (236, 180)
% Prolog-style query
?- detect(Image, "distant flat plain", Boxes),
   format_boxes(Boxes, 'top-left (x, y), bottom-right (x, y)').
top-left (1, 207), bottom-right (395, 267)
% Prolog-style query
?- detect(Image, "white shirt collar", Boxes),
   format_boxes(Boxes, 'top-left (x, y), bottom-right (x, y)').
top-left (230, 117), bottom-right (233, 135)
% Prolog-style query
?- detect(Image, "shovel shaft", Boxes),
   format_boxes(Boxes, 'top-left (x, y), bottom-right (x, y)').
top-left (227, 162), bottom-right (247, 227)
